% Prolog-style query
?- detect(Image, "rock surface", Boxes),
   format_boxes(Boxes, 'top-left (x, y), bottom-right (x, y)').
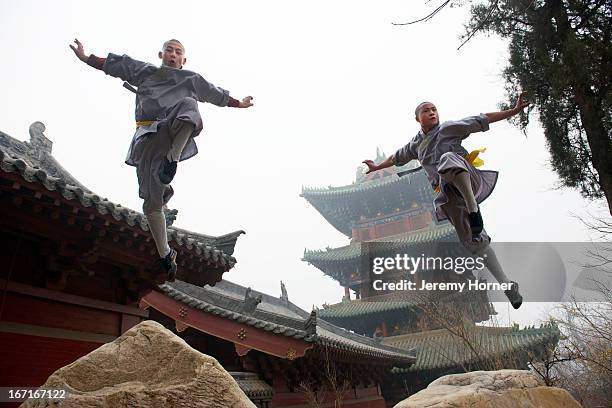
top-left (20, 320), bottom-right (255, 408)
top-left (395, 369), bottom-right (582, 408)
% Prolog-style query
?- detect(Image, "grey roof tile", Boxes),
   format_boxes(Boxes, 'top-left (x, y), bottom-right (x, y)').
top-left (0, 124), bottom-right (243, 271)
top-left (161, 279), bottom-right (416, 364)
top-left (385, 324), bottom-right (560, 373)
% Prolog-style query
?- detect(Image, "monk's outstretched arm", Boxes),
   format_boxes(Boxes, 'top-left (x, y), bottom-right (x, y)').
top-left (69, 38), bottom-right (247, 108)
top-left (362, 156), bottom-right (395, 174)
top-left (485, 92), bottom-right (530, 124)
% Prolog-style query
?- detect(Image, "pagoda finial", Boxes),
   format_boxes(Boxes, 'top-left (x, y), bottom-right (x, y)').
top-left (375, 147), bottom-right (386, 163)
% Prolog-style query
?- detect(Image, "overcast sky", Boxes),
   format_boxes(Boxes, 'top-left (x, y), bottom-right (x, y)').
top-left (1, 0), bottom-right (606, 327)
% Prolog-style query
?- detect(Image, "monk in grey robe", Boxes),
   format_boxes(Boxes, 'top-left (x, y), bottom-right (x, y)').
top-left (70, 38), bottom-right (253, 278)
top-left (363, 97), bottom-right (528, 308)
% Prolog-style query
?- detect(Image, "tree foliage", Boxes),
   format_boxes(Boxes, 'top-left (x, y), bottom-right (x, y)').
top-left (465, 0), bottom-right (612, 211)
top-left (399, 0), bottom-right (612, 212)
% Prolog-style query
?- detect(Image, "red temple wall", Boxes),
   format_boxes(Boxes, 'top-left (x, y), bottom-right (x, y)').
top-left (0, 333), bottom-right (102, 408)
top-left (0, 280), bottom-right (147, 407)
top-left (2, 292), bottom-right (122, 336)
top-left (0, 332), bottom-right (101, 387)
top-left (352, 212), bottom-right (433, 242)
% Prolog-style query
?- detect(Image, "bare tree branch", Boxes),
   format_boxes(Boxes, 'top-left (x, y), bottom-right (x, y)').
top-left (392, 0), bottom-right (451, 26)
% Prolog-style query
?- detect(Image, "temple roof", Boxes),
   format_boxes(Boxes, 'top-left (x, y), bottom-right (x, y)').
top-left (301, 165), bottom-right (435, 237)
top-left (229, 372), bottom-right (274, 401)
top-left (1, 123), bottom-right (244, 286)
top-left (303, 223), bottom-right (457, 281)
top-left (384, 323), bottom-right (560, 374)
top-left (156, 279), bottom-right (417, 364)
top-left (319, 288), bottom-right (482, 320)
top-left (318, 288), bottom-right (493, 333)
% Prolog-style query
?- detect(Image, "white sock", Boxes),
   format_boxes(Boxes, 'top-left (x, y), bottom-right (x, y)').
top-left (452, 171), bottom-right (479, 213)
top-left (478, 245), bottom-right (510, 284)
top-left (166, 122), bottom-right (194, 162)
top-left (146, 210), bottom-right (171, 258)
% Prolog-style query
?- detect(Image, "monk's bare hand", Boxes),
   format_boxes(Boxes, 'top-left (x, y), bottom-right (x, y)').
top-left (239, 96), bottom-right (254, 108)
top-left (514, 91), bottom-right (529, 112)
top-left (362, 160), bottom-right (378, 174)
top-left (69, 39), bottom-right (88, 62)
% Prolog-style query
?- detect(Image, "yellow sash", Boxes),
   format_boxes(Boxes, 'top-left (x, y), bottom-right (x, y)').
top-left (136, 120), bottom-right (155, 128)
top-left (464, 148), bottom-right (486, 168)
top-left (434, 148), bottom-right (486, 192)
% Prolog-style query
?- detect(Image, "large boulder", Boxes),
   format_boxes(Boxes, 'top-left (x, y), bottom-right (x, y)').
top-left (395, 369), bottom-right (581, 408)
top-left (20, 320), bottom-right (255, 408)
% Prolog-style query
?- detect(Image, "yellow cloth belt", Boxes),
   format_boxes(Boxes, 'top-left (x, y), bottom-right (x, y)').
top-left (434, 148), bottom-right (486, 193)
top-left (136, 120), bottom-right (155, 128)
top-left (465, 148), bottom-right (486, 168)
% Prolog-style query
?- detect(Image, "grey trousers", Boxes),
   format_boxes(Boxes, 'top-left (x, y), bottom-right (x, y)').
top-left (137, 97), bottom-right (202, 214)
top-left (134, 98), bottom-right (202, 257)
top-left (434, 152), bottom-right (498, 251)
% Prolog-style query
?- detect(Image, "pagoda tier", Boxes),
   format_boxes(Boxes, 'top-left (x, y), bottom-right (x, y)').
top-left (318, 288), bottom-right (494, 337)
top-left (300, 148), bottom-right (561, 404)
top-left (380, 323), bottom-right (561, 404)
top-left (301, 165), bottom-right (437, 239)
top-left (303, 222), bottom-right (457, 291)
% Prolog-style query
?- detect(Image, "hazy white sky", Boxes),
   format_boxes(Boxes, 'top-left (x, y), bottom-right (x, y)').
top-left (1, 0), bottom-right (605, 326)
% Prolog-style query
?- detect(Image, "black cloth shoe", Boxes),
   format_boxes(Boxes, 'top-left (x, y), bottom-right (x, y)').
top-left (468, 208), bottom-right (484, 240)
top-left (505, 281), bottom-right (523, 309)
top-left (159, 158), bottom-right (177, 185)
top-left (161, 248), bottom-right (177, 282)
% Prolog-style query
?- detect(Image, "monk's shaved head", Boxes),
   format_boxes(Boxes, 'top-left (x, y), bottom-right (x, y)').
top-left (414, 102), bottom-right (439, 132)
top-left (414, 101), bottom-right (434, 118)
top-left (159, 39), bottom-right (186, 69)
top-left (163, 39), bottom-right (185, 52)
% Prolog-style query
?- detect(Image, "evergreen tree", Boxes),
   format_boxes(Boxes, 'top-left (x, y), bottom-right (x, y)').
top-left (464, 0), bottom-right (611, 213)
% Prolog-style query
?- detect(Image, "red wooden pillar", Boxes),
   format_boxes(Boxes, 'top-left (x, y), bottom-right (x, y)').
top-left (381, 320), bottom-right (388, 337)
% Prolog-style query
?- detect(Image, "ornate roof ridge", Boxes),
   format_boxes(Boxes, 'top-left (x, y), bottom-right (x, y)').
top-left (201, 279), bottom-right (312, 320)
top-left (161, 281), bottom-right (311, 339)
top-left (0, 123), bottom-right (90, 191)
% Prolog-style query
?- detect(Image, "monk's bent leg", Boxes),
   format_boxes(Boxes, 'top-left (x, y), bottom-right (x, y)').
top-left (167, 121), bottom-right (195, 162)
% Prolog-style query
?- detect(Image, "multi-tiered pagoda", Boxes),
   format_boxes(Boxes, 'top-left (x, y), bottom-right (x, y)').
top-left (302, 150), bottom-right (560, 403)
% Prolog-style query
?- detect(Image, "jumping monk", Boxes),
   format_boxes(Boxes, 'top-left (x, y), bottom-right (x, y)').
top-left (362, 95), bottom-right (528, 308)
top-left (70, 38), bottom-right (254, 280)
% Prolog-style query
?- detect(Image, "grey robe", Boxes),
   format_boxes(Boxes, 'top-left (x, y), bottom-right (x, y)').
top-left (393, 114), bottom-right (498, 248)
top-left (102, 53), bottom-right (230, 212)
